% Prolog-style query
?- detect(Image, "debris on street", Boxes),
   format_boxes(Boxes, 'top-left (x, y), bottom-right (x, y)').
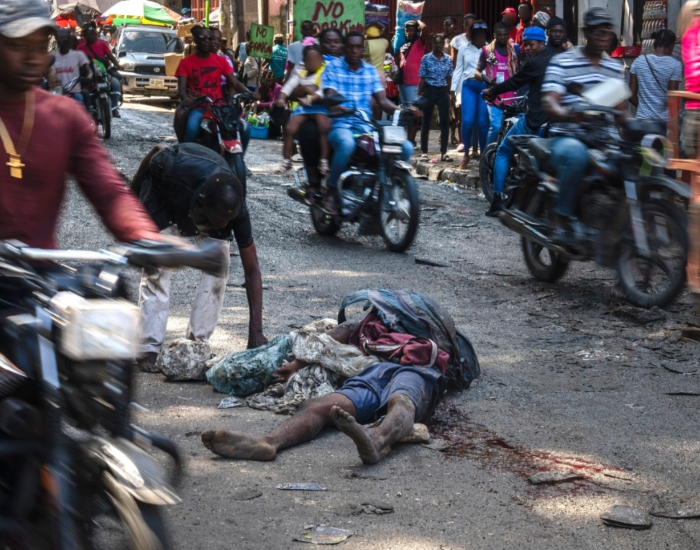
top-left (156, 339), bottom-right (212, 381)
top-left (601, 506), bottom-right (652, 529)
top-left (277, 483), bottom-right (327, 491)
top-left (218, 397), bottom-right (243, 409)
top-left (293, 525), bottom-right (353, 545)
top-left (528, 471), bottom-right (585, 485)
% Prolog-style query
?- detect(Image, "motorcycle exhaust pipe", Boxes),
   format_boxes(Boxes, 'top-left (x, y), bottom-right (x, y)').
top-left (498, 211), bottom-right (568, 255)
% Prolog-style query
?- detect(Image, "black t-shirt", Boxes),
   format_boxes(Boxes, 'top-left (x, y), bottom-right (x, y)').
top-left (139, 143), bottom-right (253, 248)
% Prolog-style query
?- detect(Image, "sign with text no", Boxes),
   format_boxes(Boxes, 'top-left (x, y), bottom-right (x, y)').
top-left (248, 23), bottom-right (274, 59)
top-left (293, 0), bottom-right (364, 42)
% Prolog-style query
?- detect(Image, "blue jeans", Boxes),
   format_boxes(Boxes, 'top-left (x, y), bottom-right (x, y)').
top-left (184, 108), bottom-right (205, 143)
top-left (327, 126), bottom-right (414, 189)
top-left (399, 84), bottom-right (418, 108)
top-left (493, 115), bottom-right (542, 194)
top-left (110, 76), bottom-right (121, 111)
top-left (461, 80), bottom-right (488, 153)
top-left (550, 137), bottom-right (590, 218)
top-left (487, 104), bottom-right (503, 145)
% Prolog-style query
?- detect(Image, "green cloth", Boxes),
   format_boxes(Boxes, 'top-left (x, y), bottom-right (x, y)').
top-left (270, 44), bottom-right (288, 78)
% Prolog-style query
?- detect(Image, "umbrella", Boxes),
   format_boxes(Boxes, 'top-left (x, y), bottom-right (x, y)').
top-left (102, 0), bottom-right (174, 27)
top-left (52, 2), bottom-right (101, 27)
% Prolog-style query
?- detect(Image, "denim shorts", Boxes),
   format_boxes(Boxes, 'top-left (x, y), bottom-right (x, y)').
top-left (399, 84), bottom-right (419, 108)
top-left (335, 362), bottom-right (442, 424)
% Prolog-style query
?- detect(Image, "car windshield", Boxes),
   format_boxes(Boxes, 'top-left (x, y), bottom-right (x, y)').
top-left (119, 30), bottom-right (183, 53)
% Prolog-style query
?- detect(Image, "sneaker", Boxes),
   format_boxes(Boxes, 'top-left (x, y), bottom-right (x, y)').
top-left (112, 109), bottom-right (121, 119)
top-left (485, 193), bottom-right (504, 217)
top-left (137, 352), bottom-right (159, 373)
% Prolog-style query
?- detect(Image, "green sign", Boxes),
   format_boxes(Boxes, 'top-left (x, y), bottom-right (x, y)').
top-left (293, 0), bottom-right (364, 41)
top-left (248, 23), bottom-right (274, 59)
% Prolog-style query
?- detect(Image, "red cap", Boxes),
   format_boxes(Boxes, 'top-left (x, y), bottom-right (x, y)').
top-left (502, 7), bottom-right (517, 16)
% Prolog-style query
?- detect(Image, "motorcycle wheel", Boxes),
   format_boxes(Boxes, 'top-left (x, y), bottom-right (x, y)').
top-left (478, 143), bottom-right (497, 204)
top-left (615, 199), bottom-right (688, 308)
top-left (311, 206), bottom-right (341, 236)
top-left (102, 472), bottom-right (170, 550)
top-left (380, 170), bottom-right (420, 252)
top-left (225, 152), bottom-right (247, 196)
top-left (521, 192), bottom-right (570, 283)
top-left (100, 97), bottom-right (112, 140)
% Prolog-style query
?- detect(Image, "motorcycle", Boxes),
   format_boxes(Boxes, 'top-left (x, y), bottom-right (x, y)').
top-left (0, 239), bottom-right (225, 549)
top-left (289, 96), bottom-right (421, 253)
top-left (498, 101), bottom-right (690, 308)
top-left (87, 60), bottom-right (116, 140)
top-left (478, 95), bottom-right (528, 203)
top-left (193, 93), bottom-right (252, 193)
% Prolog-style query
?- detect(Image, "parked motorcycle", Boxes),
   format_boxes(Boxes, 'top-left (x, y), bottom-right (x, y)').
top-left (193, 93), bottom-right (252, 193)
top-left (87, 61), bottom-right (116, 139)
top-left (289, 97), bottom-right (420, 253)
top-left (0, 239), bottom-right (225, 549)
top-left (499, 102), bottom-right (689, 308)
top-left (478, 95), bottom-right (528, 203)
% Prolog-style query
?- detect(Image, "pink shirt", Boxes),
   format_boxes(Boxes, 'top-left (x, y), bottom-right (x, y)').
top-left (483, 45), bottom-right (516, 103)
top-left (683, 17), bottom-right (700, 110)
top-left (401, 40), bottom-right (424, 86)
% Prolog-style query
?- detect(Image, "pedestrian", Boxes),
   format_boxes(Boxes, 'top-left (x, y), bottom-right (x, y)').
top-left (546, 17), bottom-right (571, 54)
top-left (287, 20), bottom-right (315, 78)
top-left (515, 2), bottom-right (534, 44)
top-left (365, 24), bottom-right (390, 119)
top-left (532, 11), bottom-right (550, 29)
top-left (243, 52), bottom-right (262, 92)
top-left (270, 34), bottom-right (287, 83)
top-left (449, 14), bottom-right (476, 150)
top-left (502, 7), bottom-right (518, 42)
top-left (630, 30), bottom-right (681, 123)
top-left (417, 34), bottom-right (453, 162)
top-left (451, 20), bottom-right (489, 170)
top-left (479, 22), bottom-right (520, 144)
top-left (129, 142), bottom-right (268, 371)
top-left (397, 20), bottom-right (426, 145)
top-left (443, 16), bottom-right (457, 56)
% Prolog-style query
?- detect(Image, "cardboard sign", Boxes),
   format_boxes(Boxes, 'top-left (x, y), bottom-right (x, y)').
top-left (293, 0), bottom-right (364, 41)
top-left (248, 23), bottom-right (274, 59)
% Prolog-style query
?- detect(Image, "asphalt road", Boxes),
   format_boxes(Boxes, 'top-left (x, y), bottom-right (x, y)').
top-left (56, 100), bottom-right (700, 549)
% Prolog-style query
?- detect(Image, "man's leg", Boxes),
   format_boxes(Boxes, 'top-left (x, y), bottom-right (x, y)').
top-left (173, 107), bottom-right (188, 143)
top-left (487, 104), bottom-right (503, 145)
top-left (110, 76), bottom-right (121, 116)
top-left (186, 238), bottom-right (231, 342)
top-left (492, 115), bottom-right (529, 195)
top-left (201, 393), bottom-right (357, 460)
top-left (550, 137), bottom-right (589, 219)
top-left (183, 109), bottom-right (205, 143)
top-left (327, 127), bottom-right (356, 190)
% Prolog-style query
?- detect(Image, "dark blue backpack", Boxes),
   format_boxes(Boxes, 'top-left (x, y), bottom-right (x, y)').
top-left (338, 289), bottom-right (480, 389)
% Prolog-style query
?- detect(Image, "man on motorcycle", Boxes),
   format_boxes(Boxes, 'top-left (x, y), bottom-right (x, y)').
top-left (50, 29), bottom-right (92, 109)
top-left (175, 25), bottom-right (255, 144)
top-left (482, 26), bottom-right (551, 215)
top-left (77, 21), bottom-right (122, 118)
top-left (541, 8), bottom-right (626, 245)
top-left (130, 142), bottom-right (267, 369)
top-left (0, 0), bottom-right (162, 250)
top-left (322, 31), bottom-right (417, 214)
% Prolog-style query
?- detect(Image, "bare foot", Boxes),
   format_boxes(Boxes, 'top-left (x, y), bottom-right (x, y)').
top-left (201, 429), bottom-right (276, 461)
top-left (330, 406), bottom-right (383, 464)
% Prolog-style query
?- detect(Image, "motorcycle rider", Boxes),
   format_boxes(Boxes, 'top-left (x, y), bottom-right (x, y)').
top-left (77, 21), bottom-right (122, 118)
top-left (541, 8), bottom-right (626, 245)
top-left (322, 31), bottom-right (418, 214)
top-left (50, 29), bottom-right (92, 109)
top-left (482, 26), bottom-right (551, 216)
top-left (130, 142), bottom-right (267, 369)
top-left (0, 0), bottom-right (163, 249)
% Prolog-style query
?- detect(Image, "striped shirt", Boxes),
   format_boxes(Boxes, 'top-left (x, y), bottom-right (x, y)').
top-left (542, 47), bottom-right (624, 106)
top-left (630, 54), bottom-right (682, 120)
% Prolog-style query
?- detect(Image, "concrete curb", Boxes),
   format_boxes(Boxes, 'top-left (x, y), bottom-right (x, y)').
top-left (411, 158), bottom-right (480, 190)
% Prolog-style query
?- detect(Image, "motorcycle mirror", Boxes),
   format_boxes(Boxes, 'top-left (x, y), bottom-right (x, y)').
top-left (118, 50), bottom-right (127, 57)
top-left (325, 93), bottom-right (347, 108)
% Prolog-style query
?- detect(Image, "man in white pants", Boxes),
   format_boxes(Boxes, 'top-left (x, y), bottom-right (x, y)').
top-left (130, 142), bottom-right (268, 370)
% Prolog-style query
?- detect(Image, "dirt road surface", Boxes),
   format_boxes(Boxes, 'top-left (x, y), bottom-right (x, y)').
top-left (57, 101), bottom-right (700, 549)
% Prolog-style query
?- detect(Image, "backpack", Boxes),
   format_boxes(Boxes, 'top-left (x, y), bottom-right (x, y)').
top-left (338, 289), bottom-right (480, 389)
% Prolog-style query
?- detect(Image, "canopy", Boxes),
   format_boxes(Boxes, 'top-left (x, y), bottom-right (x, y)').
top-left (52, 2), bottom-right (102, 27)
top-left (102, 0), bottom-right (175, 26)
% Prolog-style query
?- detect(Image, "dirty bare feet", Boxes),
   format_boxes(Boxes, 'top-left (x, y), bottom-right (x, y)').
top-left (330, 406), bottom-right (383, 465)
top-left (201, 430), bottom-right (277, 461)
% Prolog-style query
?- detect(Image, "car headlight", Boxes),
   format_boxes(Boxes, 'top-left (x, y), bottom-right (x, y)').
top-left (382, 125), bottom-right (407, 145)
top-left (51, 292), bottom-right (140, 361)
top-left (121, 62), bottom-right (136, 71)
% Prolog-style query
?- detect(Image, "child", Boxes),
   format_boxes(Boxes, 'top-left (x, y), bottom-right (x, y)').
top-left (276, 43), bottom-right (330, 176)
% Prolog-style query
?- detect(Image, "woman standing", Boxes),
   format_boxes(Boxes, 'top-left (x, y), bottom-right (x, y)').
top-left (630, 30), bottom-right (682, 123)
top-left (451, 21), bottom-right (489, 169)
top-left (417, 34), bottom-right (453, 162)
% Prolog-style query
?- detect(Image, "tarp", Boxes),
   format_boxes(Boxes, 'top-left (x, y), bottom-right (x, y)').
top-left (52, 2), bottom-right (102, 27)
top-left (102, 0), bottom-right (174, 25)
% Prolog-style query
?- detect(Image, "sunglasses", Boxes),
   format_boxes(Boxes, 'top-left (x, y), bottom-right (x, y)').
top-left (472, 23), bottom-right (487, 30)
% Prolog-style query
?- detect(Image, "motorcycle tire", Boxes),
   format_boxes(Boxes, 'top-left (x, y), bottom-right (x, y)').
top-left (225, 152), bottom-right (247, 197)
top-left (100, 97), bottom-right (112, 140)
top-left (311, 206), bottom-right (342, 236)
top-left (521, 192), bottom-right (570, 283)
top-left (615, 199), bottom-right (688, 308)
top-left (103, 472), bottom-right (170, 550)
top-left (479, 143), bottom-right (498, 204)
top-left (380, 170), bottom-right (420, 253)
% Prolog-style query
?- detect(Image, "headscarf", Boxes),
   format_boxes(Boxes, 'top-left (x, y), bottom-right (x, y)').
top-left (533, 11), bottom-right (551, 28)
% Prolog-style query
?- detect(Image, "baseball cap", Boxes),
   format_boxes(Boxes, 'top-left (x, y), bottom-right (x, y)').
top-left (502, 7), bottom-right (517, 16)
top-left (522, 26), bottom-right (546, 42)
top-left (583, 7), bottom-right (614, 28)
top-left (0, 0), bottom-right (55, 39)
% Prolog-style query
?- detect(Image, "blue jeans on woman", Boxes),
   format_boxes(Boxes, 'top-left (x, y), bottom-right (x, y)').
top-left (487, 104), bottom-right (503, 145)
top-left (493, 115), bottom-right (542, 194)
top-left (461, 80), bottom-right (488, 155)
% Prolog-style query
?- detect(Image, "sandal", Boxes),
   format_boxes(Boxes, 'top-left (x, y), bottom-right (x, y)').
top-left (458, 158), bottom-right (470, 170)
top-left (319, 159), bottom-right (329, 175)
top-left (441, 155), bottom-right (453, 162)
top-left (456, 143), bottom-right (465, 153)
top-left (418, 154), bottom-right (429, 161)
top-left (277, 159), bottom-right (292, 174)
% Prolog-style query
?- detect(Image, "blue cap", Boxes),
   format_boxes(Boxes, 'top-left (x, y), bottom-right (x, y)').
top-left (522, 26), bottom-right (546, 42)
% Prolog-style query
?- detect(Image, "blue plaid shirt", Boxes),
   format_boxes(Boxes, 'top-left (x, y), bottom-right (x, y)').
top-left (419, 53), bottom-right (454, 88)
top-left (321, 57), bottom-right (384, 131)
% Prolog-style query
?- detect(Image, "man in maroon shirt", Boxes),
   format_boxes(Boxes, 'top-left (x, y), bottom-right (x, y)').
top-left (0, 0), bottom-right (161, 249)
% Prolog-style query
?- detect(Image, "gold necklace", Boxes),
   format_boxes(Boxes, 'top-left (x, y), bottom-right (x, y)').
top-left (0, 91), bottom-right (35, 179)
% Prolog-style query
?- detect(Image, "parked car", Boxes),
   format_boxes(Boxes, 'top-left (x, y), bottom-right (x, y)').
top-left (113, 25), bottom-right (183, 99)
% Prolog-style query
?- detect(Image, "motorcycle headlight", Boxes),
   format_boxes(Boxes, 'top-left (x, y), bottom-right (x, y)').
top-left (640, 134), bottom-right (672, 167)
top-left (382, 125), bottom-right (407, 145)
top-left (51, 293), bottom-right (140, 361)
top-left (121, 62), bottom-right (136, 71)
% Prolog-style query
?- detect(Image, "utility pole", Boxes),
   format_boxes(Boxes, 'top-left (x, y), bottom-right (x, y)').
top-left (257, 0), bottom-right (263, 24)
top-left (231, 0), bottom-right (238, 49)
top-left (221, 0), bottom-right (232, 46)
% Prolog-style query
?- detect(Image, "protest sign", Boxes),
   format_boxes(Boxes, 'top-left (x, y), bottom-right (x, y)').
top-left (293, 0), bottom-right (364, 41)
top-left (248, 23), bottom-right (274, 59)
